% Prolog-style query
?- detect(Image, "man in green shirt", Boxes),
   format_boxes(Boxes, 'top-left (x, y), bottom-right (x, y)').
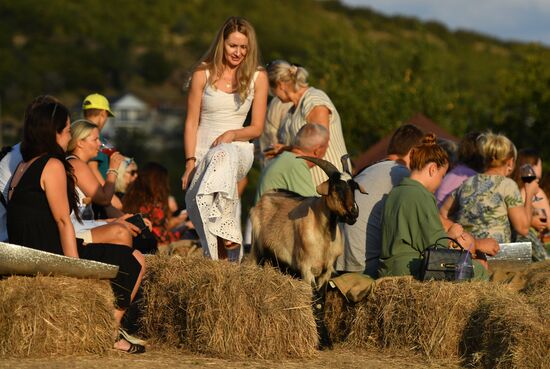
top-left (255, 123), bottom-right (329, 202)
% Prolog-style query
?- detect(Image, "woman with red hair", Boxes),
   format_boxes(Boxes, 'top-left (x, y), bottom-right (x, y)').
top-left (379, 134), bottom-right (487, 279)
top-left (123, 162), bottom-right (187, 246)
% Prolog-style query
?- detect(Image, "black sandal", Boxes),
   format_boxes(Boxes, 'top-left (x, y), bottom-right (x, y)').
top-left (125, 341), bottom-right (146, 354)
top-left (117, 336), bottom-right (145, 354)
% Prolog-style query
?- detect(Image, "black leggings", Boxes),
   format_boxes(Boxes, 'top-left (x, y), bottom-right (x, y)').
top-left (78, 241), bottom-right (142, 309)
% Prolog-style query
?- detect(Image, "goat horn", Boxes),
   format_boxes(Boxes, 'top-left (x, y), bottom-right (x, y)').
top-left (340, 154), bottom-right (352, 175)
top-left (297, 156), bottom-right (340, 177)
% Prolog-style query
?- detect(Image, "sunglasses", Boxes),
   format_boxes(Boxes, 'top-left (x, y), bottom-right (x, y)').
top-left (129, 170), bottom-right (138, 176)
top-left (51, 103), bottom-right (58, 122)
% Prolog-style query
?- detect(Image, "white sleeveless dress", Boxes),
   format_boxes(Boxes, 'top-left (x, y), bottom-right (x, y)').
top-left (185, 71), bottom-right (257, 261)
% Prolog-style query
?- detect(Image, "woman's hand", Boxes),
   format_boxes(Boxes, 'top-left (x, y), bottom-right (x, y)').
top-left (447, 222), bottom-right (464, 239)
top-left (109, 152), bottom-right (124, 170)
top-left (211, 130), bottom-right (236, 147)
top-left (475, 238), bottom-right (500, 256)
top-left (532, 209), bottom-right (548, 232)
top-left (143, 217), bottom-right (153, 231)
top-left (181, 161), bottom-right (196, 190)
top-left (116, 214), bottom-right (141, 237)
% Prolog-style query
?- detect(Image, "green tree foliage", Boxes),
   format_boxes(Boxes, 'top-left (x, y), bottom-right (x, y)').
top-left (488, 49), bottom-right (550, 167)
top-left (2, 0), bottom-right (550, 166)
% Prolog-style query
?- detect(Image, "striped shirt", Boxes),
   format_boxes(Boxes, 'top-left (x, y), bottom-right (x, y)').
top-left (278, 87), bottom-right (349, 185)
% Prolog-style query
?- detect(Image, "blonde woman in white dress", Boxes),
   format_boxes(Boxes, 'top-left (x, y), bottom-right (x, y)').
top-left (181, 17), bottom-right (268, 261)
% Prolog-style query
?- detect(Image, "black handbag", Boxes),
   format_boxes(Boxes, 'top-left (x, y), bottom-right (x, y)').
top-left (420, 237), bottom-right (474, 281)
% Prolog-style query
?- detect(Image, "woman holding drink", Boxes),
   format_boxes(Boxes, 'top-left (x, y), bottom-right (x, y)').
top-left (511, 148), bottom-right (549, 260)
top-left (441, 132), bottom-right (539, 244)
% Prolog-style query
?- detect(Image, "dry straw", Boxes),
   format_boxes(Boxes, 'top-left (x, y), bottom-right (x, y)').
top-left (141, 255), bottom-right (318, 359)
top-left (0, 275), bottom-right (115, 358)
top-left (325, 276), bottom-right (550, 368)
top-left (521, 260), bottom-right (550, 322)
top-left (324, 288), bottom-right (356, 344)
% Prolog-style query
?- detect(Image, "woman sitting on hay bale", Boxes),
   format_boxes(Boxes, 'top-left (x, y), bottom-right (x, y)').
top-left (6, 100), bottom-right (146, 354)
top-left (379, 133), bottom-right (489, 279)
top-left (441, 133), bottom-right (540, 250)
top-left (66, 119), bottom-right (142, 247)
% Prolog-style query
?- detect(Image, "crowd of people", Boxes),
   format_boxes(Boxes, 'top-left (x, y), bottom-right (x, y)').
top-left (0, 15), bottom-right (548, 354)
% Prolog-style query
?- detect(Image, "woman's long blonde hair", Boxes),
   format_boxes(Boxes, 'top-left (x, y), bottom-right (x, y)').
top-left (196, 16), bottom-right (261, 102)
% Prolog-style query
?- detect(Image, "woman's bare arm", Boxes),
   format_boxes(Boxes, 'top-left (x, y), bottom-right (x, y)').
top-left (182, 69), bottom-right (207, 190)
top-left (71, 159), bottom-right (117, 206)
top-left (306, 105), bottom-right (331, 128)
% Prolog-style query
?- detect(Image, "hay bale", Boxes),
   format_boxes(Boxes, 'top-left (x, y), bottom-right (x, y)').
top-left (520, 261), bottom-right (550, 322)
top-left (327, 276), bottom-right (550, 368)
top-left (461, 291), bottom-right (550, 369)
top-left (345, 277), bottom-right (486, 358)
top-left (490, 260), bottom-right (550, 291)
top-left (0, 275), bottom-right (115, 358)
top-left (141, 255), bottom-right (318, 359)
top-left (324, 288), bottom-right (356, 344)
top-left (522, 274), bottom-right (550, 320)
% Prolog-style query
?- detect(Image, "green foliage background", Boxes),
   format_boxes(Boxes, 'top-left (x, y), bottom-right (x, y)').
top-left (2, 0), bottom-right (550, 205)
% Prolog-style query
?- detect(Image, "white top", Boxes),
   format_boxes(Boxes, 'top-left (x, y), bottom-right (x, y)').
top-left (194, 70), bottom-right (258, 161)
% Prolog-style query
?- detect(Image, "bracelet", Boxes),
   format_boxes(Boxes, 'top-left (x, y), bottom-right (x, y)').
top-left (186, 157), bottom-right (197, 162)
top-left (106, 168), bottom-right (119, 177)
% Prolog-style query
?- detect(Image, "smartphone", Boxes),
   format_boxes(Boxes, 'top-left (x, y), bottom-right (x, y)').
top-left (125, 213), bottom-right (148, 232)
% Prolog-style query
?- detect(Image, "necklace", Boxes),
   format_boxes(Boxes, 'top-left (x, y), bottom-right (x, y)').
top-left (222, 78), bottom-right (233, 89)
top-left (221, 71), bottom-right (235, 89)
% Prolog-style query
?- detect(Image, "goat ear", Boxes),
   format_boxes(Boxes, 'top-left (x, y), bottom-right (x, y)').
top-left (357, 184), bottom-right (368, 194)
top-left (316, 181), bottom-right (330, 196)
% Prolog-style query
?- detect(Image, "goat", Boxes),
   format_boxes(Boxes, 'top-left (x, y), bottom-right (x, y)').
top-left (250, 156), bottom-right (367, 349)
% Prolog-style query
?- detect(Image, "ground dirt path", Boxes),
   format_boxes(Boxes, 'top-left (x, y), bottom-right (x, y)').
top-left (0, 345), bottom-right (460, 369)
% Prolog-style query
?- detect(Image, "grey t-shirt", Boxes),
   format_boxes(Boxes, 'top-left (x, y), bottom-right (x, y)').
top-left (336, 160), bottom-right (410, 277)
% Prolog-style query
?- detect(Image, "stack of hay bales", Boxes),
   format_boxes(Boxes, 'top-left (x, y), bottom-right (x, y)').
top-left (0, 275), bottom-right (115, 357)
top-left (141, 255), bottom-right (318, 359)
top-left (326, 276), bottom-right (550, 368)
top-left (521, 260), bottom-right (550, 322)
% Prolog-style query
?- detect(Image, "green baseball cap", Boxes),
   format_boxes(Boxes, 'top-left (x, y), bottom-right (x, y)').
top-left (82, 93), bottom-right (115, 117)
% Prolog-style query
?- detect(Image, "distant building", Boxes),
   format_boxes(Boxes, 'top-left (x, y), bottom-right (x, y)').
top-left (103, 93), bottom-right (151, 137)
top-left (102, 92), bottom-right (185, 150)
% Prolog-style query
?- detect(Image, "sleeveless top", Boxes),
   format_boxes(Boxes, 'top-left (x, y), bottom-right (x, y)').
top-left (66, 155), bottom-right (107, 232)
top-left (7, 155), bottom-right (64, 255)
top-left (278, 87), bottom-right (349, 186)
top-left (66, 155), bottom-right (87, 213)
top-left (194, 70), bottom-right (258, 161)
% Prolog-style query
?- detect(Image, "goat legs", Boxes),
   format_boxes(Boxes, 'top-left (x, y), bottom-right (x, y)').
top-left (311, 280), bottom-right (333, 350)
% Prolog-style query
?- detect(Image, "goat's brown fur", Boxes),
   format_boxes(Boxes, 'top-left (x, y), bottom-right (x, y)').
top-left (250, 190), bottom-right (344, 288)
